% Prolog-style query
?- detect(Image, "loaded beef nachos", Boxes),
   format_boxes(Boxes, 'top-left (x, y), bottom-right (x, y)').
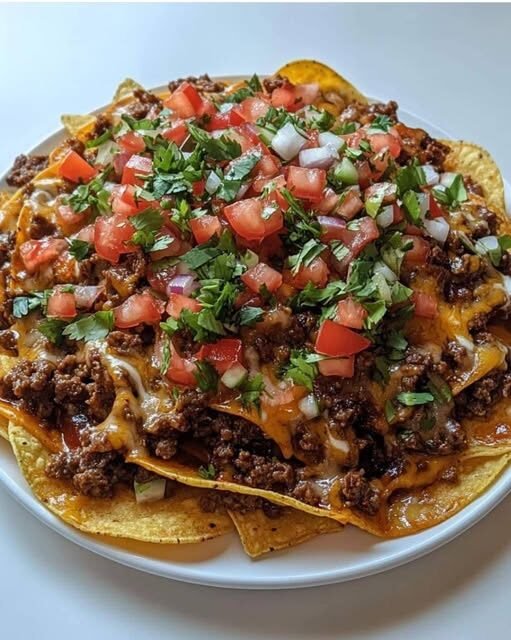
top-left (0, 60), bottom-right (510, 556)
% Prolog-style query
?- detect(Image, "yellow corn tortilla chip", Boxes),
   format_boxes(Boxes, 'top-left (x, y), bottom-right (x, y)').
top-left (112, 78), bottom-right (144, 103)
top-left (276, 59), bottom-right (368, 106)
top-left (9, 424), bottom-right (233, 544)
top-left (441, 140), bottom-right (506, 215)
top-left (61, 114), bottom-right (96, 138)
top-left (230, 506), bottom-right (342, 558)
top-left (388, 453), bottom-right (511, 533)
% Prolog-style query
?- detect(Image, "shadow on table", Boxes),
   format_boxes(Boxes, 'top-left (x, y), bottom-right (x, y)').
top-left (7, 487), bottom-right (509, 639)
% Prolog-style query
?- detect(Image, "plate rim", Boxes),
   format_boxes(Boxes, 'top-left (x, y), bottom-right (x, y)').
top-left (1, 83), bottom-right (510, 589)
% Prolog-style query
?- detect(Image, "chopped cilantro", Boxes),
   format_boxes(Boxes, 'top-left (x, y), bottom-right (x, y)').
top-left (401, 190), bottom-right (422, 224)
top-left (160, 340), bottom-right (171, 375)
top-left (85, 129), bottom-right (112, 148)
top-left (194, 360), bottom-right (219, 392)
top-left (62, 310), bottom-right (114, 342)
top-left (368, 114), bottom-right (393, 133)
top-left (68, 238), bottom-right (93, 261)
top-left (288, 238), bottom-right (326, 275)
top-left (396, 392), bottom-right (434, 406)
top-left (38, 318), bottom-right (67, 344)
top-left (187, 123), bottom-right (242, 161)
top-left (239, 373), bottom-right (265, 408)
top-left (395, 164), bottom-right (426, 196)
top-left (160, 318), bottom-right (179, 336)
top-left (216, 151), bottom-right (261, 202)
top-left (432, 174), bottom-right (467, 209)
top-left (384, 399), bottom-right (396, 423)
top-left (236, 306), bottom-right (264, 326)
top-left (13, 291), bottom-right (50, 318)
top-left (67, 170), bottom-right (111, 215)
top-left (283, 350), bottom-right (322, 391)
top-left (198, 463), bottom-right (216, 480)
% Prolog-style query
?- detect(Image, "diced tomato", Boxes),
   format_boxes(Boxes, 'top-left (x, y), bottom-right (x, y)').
top-left (121, 155), bottom-right (152, 186)
top-left (429, 195), bottom-right (445, 219)
top-left (206, 108), bottom-right (246, 131)
top-left (190, 215), bottom-right (221, 244)
top-left (191, 179), bottom-right (206, 198)
top-left (337, 189), bottom-right (364, 220)
top-left (368, 132), bottom-right (401, 159)
top-left (254, 153), bottom-right (281, 180)
top-left (371, 150), bottom-right (391, 179)
top-left (271, 84), bottom-right (300, 111)
top-left (161, 120), bottom-right (189, 146)
top-left (234, 289), bottom-right (263, 309)
top-left (224, 198), bottom-right (283, 242)
top-left (111, 184), bottom-right (155, 217)
top-left (318, 356), bottom-right (355, 378)
top-left (114, 292), bottom-right (163, 328)
top-left (46, 291), bottom-right (77, 319)
top-left (58, 150), bottom-right (97, 183)
top-left (198, 99), bottom-right (216, 118)
top-left (294, 83), bottom-right (320, 105)
top-left (287, 166), bottom-right (326, 202)
top-left (412, 291), bottom-right (438, 319)
top-left (113, 151), bottom-right (132, 177)
top-left (167, 344), bottom-right (197, 386)
top-left (240, 97), bottom-right (270, 123)
top-left (302, 129), bottom-right (320, 150)
top-left (147, 263), bottom-right (177, 294)
top-left (292, 257), bottom-right (329, 289)
top-left (403, 235), bottom-right (431, 267)
top-left (19, 238), bottom-right (67, 273)
top-left (393, 203), bottom-right (404, 224)
top-left (166, 293), bottom-right (202, 319)
top-left (357, 161), bottom-right (372, 189)
top-left (74, 224), bottom-right (95, 244)
top-left (315, 320), bottom-right (371, 357)
top-left (318, 215), bottom-right (347, 242)
top-left (316, 188), bottom-right (340, 214)
top-left (335, 298), bottom-right (367, 330)
top-left (242, 262), bottom-right (283, 293)
top-left (199, 338), bottom-right (243, 374)
top-left (118, 131), bottom-right (146, 154)
top-left (56, 204), bottom-right (86, 227)
top-left (338, 217), bottom-right (380, 260)
top-left (164, 81), bottom-right (203, 118)
top-left (94, 213), bottom-right (136, 263)
top-left (405, 224), bottom-right (423, 236)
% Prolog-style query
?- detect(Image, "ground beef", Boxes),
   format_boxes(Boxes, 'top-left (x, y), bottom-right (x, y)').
top-left (293, 423), bottom-right (324, 464)
top-left (64, 137), bottom-right (86, 156)
top-left (46, 442), bottom-right (133, 498)
top-left (0, 232), bottom-right (14, 265)
top-left (339, 101), bottom-right (398, 125)
top-left (0, 329), bottom-right (17, 355)
top-left (124, 89), bottom-right (163, 119)
top-left (263, 75), bottom-right (286, 93)
top-left (340, 470), bottom-right (381, 515)
top-left (246, 311), bottom-right (316, 364)
top-left (471, 206), bottom-right (498, 238)
top-left (104, 252), bottom-right (147, 302)
top-left (398, 413), bottom-right (466, 456)
top-left (29, 214), bottom-right (57, 240)
top-left (443, 340), bottom-right (467, 368)
top-left (1, 358), bottom-right (55, 419)
top-left (398, 349), bottom-right (435, 392)
top-left (394, 123), bottom-right (449, 169)
top-left (106, 331), bottom-right (144, 356)
top-left (464, 176), bottom-right (484, 197)
top-left (145, 434), bottom-right (179, 460)
top-left (6, 154), bottom-right (49, 187)
top-left (291, 481), bottom-right (321, 506)
top-left (92, 114), bottom-right (111, 137)
top-left (168, 74), bottom-right (226, 94)
top-left (457, 369), bottom-right (511, 417)
top-left (233, 450), bottom-right (295, 491)
top-left (199, 490), bottom-right (282, 518)
top-left (172, 326), bottom-right (201, 358)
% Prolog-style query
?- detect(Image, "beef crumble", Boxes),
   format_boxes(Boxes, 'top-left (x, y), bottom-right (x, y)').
top-left (168, 74), bottom-right (226, 94)
top-left (199, 490), bottom-right (282, 518)
top-left (340, 470), bottom-right (381, 515)
top-left (6, 154), bottom-right (49, 188)
top-left (125, 89), bottom-right (163, 120)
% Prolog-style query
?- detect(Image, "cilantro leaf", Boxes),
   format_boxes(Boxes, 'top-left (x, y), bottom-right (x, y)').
top-left (368, 114), bottom-right (393, 133)
top-left (198, 463), bottom-right (216, 480)
top-left (402, 190), bottom-right (422, 224)
top-left (288, 238), bottom-right (326, 275)
top-left (236, 306), bottom-right (264, 326)
top-left (396, 392), bottom-right (434, 406)
top-left (216, 151), bottom-right (261, 202)
top-left (68, 238), bottom-right (93, 261)
top-left (187, 123), bottom-right (241, 161)
top-left (38, 318), bottom-right (67, 344)
top-left (194, 360), bottom-right (219, 392)
top-left (67, 169), bottom-right (111, 215)
top-left (160, 340), bottom-right (171, 375)
top-left (432, 174), bottom-right (468, 210)
top-left (239, 373), bottom-right (265, 408)
top-left (395, 165), bottom-right (426, 196)
top-left (283, 350), bottom-right (322, 391)
top-left (62, 310), bottom-right (114, 342)
top-left (13, 291), bottom-right (50, 318)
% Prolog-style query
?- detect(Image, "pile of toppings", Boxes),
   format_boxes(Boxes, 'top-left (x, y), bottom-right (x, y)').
top-left (5, 73), bottom-right (511, 513)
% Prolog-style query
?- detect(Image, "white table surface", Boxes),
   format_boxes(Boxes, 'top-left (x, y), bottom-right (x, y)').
top-left (0, 3), bottom-right (510, 638)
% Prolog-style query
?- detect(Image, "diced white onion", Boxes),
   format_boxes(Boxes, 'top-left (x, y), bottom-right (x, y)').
top-left (236, 183), bottom-right (251, 200)
top-left (424, 217), bottom-right (450, 244)
top-left (440, 172), bottom-right (457, 187)
top-left (477, 235), bottom-right (499, 252)
top-left (376, 205), bottom-right (394, 228)
top-left (421, 164), bottom-right (440, 186)
top-left (271, 122), bottom-right (307, 161)
top-left (134, 478), bottom-right (166, 504)
top-left (219, 102), bottom-right (235, 113)
top-left (503, 275), bottom-right (511, 296)
top-left (417, 193), bottom-right (430, 219)
top-left (318, 131), bottom-right (345, 152)
top-left (221, 363), bottom-right (248, 389)
top-left (243, 249), bottom-right (259, 268)
top-left (298, 145), bottom-right (339, 169)
top-left (205, 171), bottom-right (222, 195)
top-left (456, 335), bottom-right (475, 353)
top-left (374, 260), bottom-right (397, 282)
top-left (298, 394), bottom-right (320, 419)
top-left (328, 432), bottom-right (350, 454)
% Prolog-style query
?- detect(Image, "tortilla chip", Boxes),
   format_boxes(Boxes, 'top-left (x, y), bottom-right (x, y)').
top-left (276, 59), bottom-right (367, 107)
top-left (230, 507), bottom-right (342, 558)
top-left (61, 114), bottom-right (96, 138)
top-left (441, 140), bottom-right (506, 215)
top-left (112, 78), bottom-right (144, 103)
top-left (9, 424), bottom-right (233, 544)
top-left (388, 453), bottom-right (511, 534)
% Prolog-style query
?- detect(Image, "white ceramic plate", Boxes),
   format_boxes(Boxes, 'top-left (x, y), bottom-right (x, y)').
top-left (1, 87), bottom-right (510, 589)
